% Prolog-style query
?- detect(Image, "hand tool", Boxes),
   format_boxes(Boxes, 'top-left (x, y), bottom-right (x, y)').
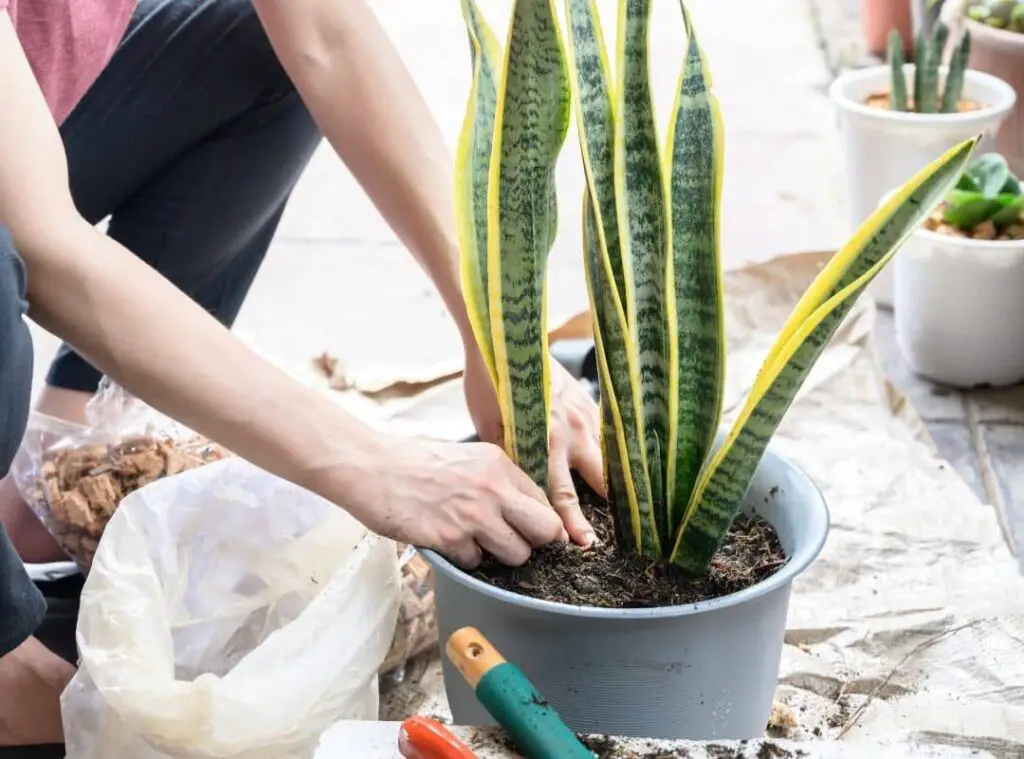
top-left (445, 627), bottom-right (594, 759)
top-left (397, 716), bottom-right (479, 759)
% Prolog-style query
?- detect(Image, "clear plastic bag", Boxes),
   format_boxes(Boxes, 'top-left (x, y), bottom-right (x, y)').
top-left (381, 545), bottom-right (438, 680)
top-left (61, 456), bottom-right (401, 759)
top-left (10, 380), bottom-right (228, 571)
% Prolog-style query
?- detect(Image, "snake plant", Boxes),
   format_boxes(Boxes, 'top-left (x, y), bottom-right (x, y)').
top-left (455, 0), bottom-right (980, 575)
top-left (887, 22), bottom-right (971, 113)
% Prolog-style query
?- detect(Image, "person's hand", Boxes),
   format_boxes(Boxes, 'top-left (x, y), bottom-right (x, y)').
top-left (463, 346), bottom-right (605, 548)
top-left (349, 434), bottom-right (565, 569)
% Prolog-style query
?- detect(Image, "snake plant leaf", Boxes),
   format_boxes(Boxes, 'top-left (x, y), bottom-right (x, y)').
top-left (615, 0), bottom-right (670, 497)
top-left (887, 31), bottom-right (909, 112)
top-left (486, 0), bottom-right (572, 489)
top-left (669, 136), bottom-right (980, 573)
top-left (564, 0), bottom-right (627, 309)
top-left (917, 22), bottom-right (948, 113)
top-left (664, 4), bottom-right (726, 537)
top-left (584, 192), bottom-right (660, 555)
top-left (940, 29), bottom-right (970, 114)
top-left (456, 0), bottom-right (503, 388)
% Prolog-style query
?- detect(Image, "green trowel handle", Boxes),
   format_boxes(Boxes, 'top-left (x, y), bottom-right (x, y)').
top-left (475, 662), bottom-right (593, 759)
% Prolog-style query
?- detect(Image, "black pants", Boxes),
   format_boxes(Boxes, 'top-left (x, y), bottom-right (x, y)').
top-left (0, 0), bottom-right (322, 655)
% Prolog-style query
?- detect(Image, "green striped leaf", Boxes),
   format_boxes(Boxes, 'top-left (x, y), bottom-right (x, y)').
top-left (564, 0), bottom-right (627, 309)
top-left (487, 0), bottom-right (572, 489)
top-left (455, 0), bottom-right (503, 388)
top-left (669, 136), bottom-right (980, 573)
top-left (664, 6), bottom-right (726, 538)
top-left (584, 191), bottom-right (660, 555)
top-left (614, 0), bottom-right (670, 502)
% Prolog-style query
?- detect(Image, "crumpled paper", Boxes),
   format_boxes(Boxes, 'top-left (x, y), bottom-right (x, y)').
top-left (345, 252), bottom-right (1024, 752)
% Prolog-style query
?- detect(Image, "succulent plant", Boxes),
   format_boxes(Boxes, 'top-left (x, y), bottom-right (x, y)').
top-left (887, 22), bottom-right (971, 113)
top-left (940, 152), bottom-right (1024, 231)
top-left (965, 0), bottom-right (1024, 33)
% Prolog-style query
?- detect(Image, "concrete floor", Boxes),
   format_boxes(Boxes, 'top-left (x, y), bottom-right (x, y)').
top-left (26, 0), bottom-right (848, 395)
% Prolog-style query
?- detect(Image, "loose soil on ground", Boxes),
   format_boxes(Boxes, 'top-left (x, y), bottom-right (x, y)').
top-left (473, 477), bottom-right (786, 608)
top-left (579, 734), bottom-right (807, 758)
top-left (473, 730), bottom-right (806, 758)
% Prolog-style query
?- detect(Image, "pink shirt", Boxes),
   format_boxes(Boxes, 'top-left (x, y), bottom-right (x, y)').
top-left (0, 0), bottom-right (135, 125)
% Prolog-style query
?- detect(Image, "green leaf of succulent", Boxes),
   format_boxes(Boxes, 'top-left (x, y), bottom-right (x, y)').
top-left (991, 194), bottom-right (1024, 227)
top-left (455, 0), bottom-right (503, 389)
top-left (615, 0), bottom-right (671, 485)
top-left (969, 152), bottom-right (1011, 197)
top-left (956, 172), bottom-right (981, 192)
top-left (487, 0), bottom-right (572, 489)
top-left (584, 191), bottom-right (660, 555)
top-left (663, 3), bottom-right (726, 538)
top-left (942, 189), bottom-right (1005, 228)
top-left (669, 136), bottom-right (980, 574)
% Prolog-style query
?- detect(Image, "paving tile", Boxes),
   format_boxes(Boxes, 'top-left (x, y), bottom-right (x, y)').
top-left (873, 312), bottom-right (967, 422)
top-left (967, 386), bottom-right (1024, 425)
top-left (977, 424), bottom-right (1024, 555)
top-left (927, 422), bottom-right (985, 504)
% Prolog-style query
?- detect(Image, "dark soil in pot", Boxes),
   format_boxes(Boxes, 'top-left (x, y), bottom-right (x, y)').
top-left (472, 476), bottom-right (786, 608)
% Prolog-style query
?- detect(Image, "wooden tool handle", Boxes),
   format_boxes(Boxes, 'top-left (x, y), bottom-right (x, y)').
top-left (445, 627), bottom-right (594, 759)
top-left (446, 626), bottom-right (507, 689)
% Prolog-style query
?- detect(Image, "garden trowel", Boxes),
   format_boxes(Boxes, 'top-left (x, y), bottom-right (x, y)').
top-left (445, 627), bottom-right (593, 759)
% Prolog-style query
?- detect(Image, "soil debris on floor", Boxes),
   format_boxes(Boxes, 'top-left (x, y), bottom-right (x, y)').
top-left (577, 734), bottom-right (808, 758)
top-left (474, 477), bottom-right (787, 608)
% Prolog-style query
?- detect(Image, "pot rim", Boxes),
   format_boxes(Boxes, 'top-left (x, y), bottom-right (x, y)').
top-left (964, 18), bottom-right (1024, 51)
top-left (911, 226), bottom-right (1024, 249)
top-left (828, 64), bottom-right (1016, 126)
top-left (421, 444), bottom-right (830, 620)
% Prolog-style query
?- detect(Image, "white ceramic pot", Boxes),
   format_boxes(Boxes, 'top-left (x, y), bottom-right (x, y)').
top-left (894, 228), bottom-right (1024, 388)
top-left (830, 64), bottom-right (1016, 308)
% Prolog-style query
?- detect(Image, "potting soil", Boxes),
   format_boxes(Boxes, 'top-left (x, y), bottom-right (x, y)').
top-left (473, 475), bottom-right (786, 608)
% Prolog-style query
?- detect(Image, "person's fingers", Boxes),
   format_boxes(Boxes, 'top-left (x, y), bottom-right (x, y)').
top-left (506, 461), bottom-right (550, 506)
top-left (443, 537), bottom-right (484, 570)
top-left (571, 422), bottom-right (608, 500)
top-left (548, 447), bottom-right (597, 547)
top-left (474, 518), bottom-right (533, 566)
top-left (500, 490), bottom-right (564, 548)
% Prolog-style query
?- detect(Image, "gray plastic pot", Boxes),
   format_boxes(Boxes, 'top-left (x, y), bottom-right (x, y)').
top-left (421, 437), bottom-right (829, 740)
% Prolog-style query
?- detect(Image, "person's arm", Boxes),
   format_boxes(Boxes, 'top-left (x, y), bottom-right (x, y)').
top-left (252, 0), bottom-right (605, 544)
top-left (0, 13), bottom-right (563, 568)
top-left (251, 0), bottom-right (474, 347)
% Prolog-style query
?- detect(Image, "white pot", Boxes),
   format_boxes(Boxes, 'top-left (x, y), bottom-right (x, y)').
top-left (894, 228), bottom-right (1024, 388)
top-left (830, 64), bottom-right (1016, 308)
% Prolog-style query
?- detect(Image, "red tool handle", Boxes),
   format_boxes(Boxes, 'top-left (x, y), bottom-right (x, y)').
top-left (398, 716), bottom-right (479, 759)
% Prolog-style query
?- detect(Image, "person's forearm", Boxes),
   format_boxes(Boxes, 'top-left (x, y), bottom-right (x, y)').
top-left (0, 12), bottom-right (392, 515)
top-left (23, 217), bottom-right (386, 504)
top-left (252, 0), bottom-right (476, 348)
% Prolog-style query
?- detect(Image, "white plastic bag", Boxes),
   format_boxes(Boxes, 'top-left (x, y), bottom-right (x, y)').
top-left (61, 457), bottom-right (401, 759)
